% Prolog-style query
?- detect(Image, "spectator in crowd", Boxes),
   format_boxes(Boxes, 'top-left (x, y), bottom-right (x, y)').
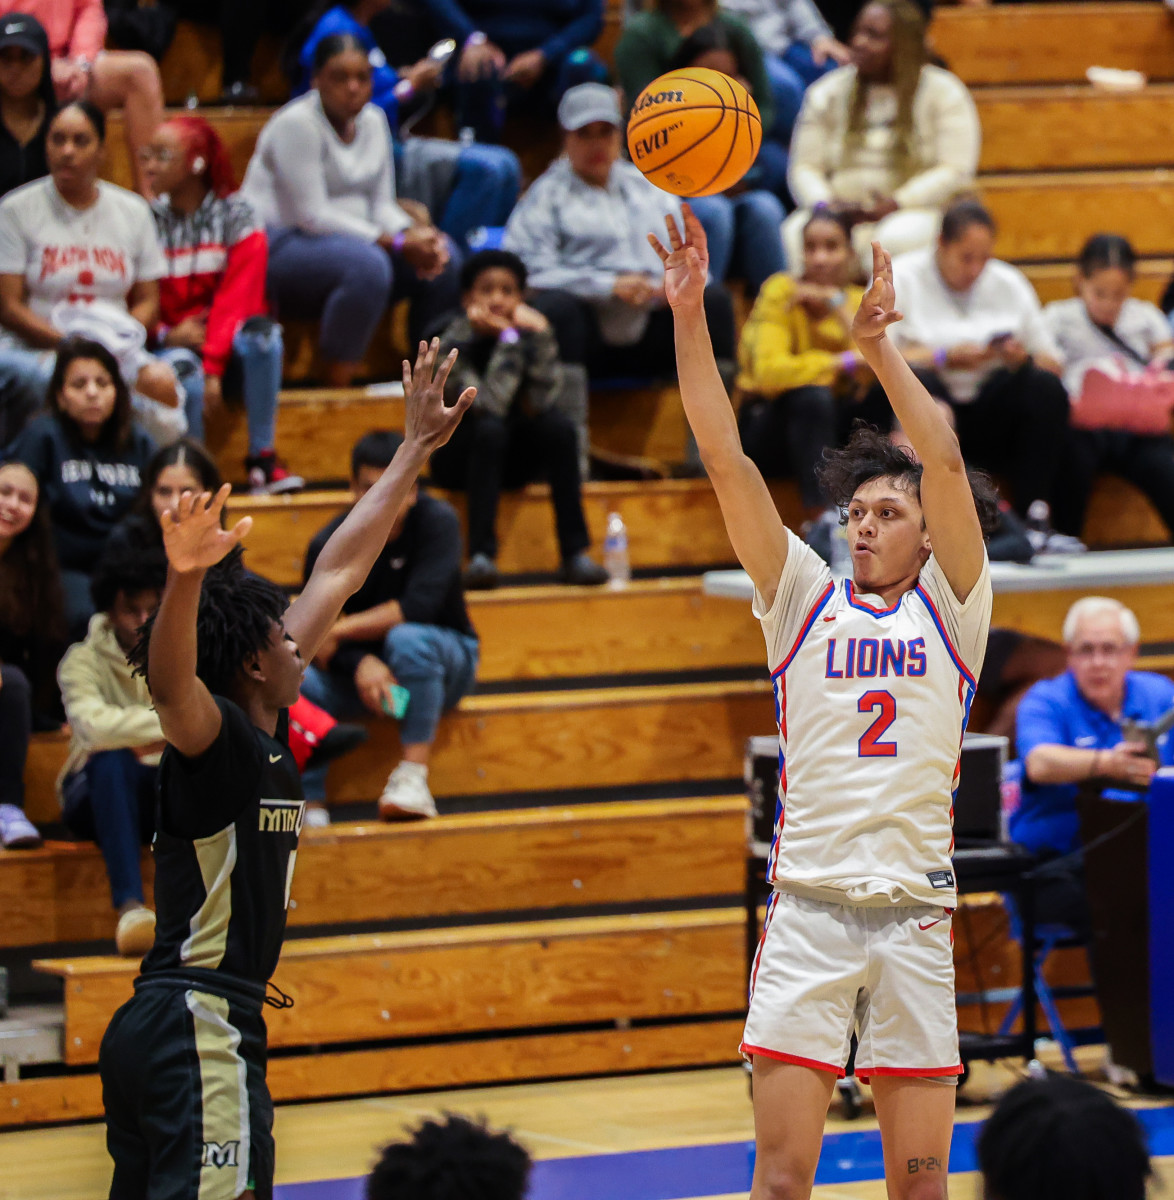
top-left (1044, 234), bottom-right (1174, 542)
top-left (736, 208), bottom-right (863, 521)
top-left (665, 25), bottom-right (786, 296)
top-left (0, 458), bottom-right (65, 848)
top-left (1014, 596), bottom-right (1173, 936)
top-left (366, 1115), bottom-right (532, 1200)
top-left (242, 34), bottom-right (461, 388)
top-left (7, 336), bottom-right (155, 636)
top-left (0, 0), bottom-right (164, 195)
top-left (0, 101), bottom-right (185, 446)
top-left (289, 0), bottom-right (521, 250)
top-left (978, 1075), bottom-right (1151, 1200)
top-left (430, 249), bottom-right (607, 589)
top-left (615, 0), bottom-right (787, 199)
top-left (783, 0), bottom-right (980, 273)
top-left (300, 430), bottom-right (479, 822)
top-left (884, 199), bottom-right (1072, 533)
top-left (145, 115), bottom-right (303, 496)
top-left (720, 0), bottom-right (850, 143)
top-left (423, 0), bottom-right (606, 144)
top-left (0, 13), bottom-right (55, 200)
top-left (506, 83), bottom-right (736, 381)
top-left (57, 542), bottom-right (167, 957)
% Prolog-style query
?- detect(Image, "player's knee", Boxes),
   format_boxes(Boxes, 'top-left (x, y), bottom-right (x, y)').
top-left (754, 1165), bottom-right (814, 1200)
top-left (893, 1172), bottom-right (948, 1200)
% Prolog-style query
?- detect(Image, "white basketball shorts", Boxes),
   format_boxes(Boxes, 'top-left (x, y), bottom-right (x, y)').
top-left (741, 890), bottom-right (962, 1082)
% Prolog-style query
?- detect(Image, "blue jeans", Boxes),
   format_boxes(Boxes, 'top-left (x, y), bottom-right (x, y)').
top-left (298, 623), bottom-right (480, 801)
top-left (266, 227), bottom-right (463, 363)
top-left (766, 42), bottom-right (836, 142)
top-left (690, 190), bottom-right (788, 293)
top-left (161, 322), bottom-right (283, 454)
top-left (442, 142), bottom-right (522, 248)
top-left (62, 749), bottom-right (157, 909)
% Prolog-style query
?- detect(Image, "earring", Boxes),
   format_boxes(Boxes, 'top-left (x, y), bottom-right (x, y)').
top-left (191, 156), bottom-right (206, 173)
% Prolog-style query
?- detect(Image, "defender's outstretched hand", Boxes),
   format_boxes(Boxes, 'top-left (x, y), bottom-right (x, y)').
top-left (648, 204), bottom-right (708, 311)
top-left (852, 241), bottom-right (903, 347)
top-left (160, 484), bottom-right (252, 575)
top-left (403, 339), bottom-right (476, 452)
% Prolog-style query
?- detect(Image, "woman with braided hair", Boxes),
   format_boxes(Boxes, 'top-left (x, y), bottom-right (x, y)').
top-left (782, 0), bottom-right (980, 273)
top-left (145, 115), bottom-right (302, 496)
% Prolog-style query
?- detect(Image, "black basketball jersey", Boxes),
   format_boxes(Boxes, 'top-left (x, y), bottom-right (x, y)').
top-left (141, 696), bottom-right (304, 986)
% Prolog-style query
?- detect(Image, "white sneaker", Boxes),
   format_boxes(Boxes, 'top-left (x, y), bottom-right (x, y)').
top-left (378, 762), bottom-right (438, 821)
top-left (303, 803), bottom-right (331, 829)
top-left (0, 803), bottom-right (41, 849)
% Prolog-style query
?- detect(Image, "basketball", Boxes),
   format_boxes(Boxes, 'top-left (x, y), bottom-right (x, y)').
top-left (626, 67), bottom-right (762, 197)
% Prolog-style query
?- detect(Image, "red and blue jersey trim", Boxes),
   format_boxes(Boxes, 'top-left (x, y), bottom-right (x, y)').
top-left (845, 579), bottom-right (904, 617)
top-left (914, 585), bottom-right (978, 691)
top-left (770, 582), bottom-right (835, 679)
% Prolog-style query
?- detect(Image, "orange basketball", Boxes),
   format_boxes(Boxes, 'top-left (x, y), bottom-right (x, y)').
top-left (626, 68), bottom-right (762, 197)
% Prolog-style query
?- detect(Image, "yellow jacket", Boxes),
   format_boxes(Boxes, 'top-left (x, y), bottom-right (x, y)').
top-left (56, 613), bottom-right (163, 802)
top-left (737, 274), bottom-right (865, 395)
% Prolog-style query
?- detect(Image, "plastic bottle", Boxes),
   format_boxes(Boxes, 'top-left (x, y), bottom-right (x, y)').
top-left (1025, 499), bottom-right (1051, 553)
top-left (603, 512), bottom-right (630, 589)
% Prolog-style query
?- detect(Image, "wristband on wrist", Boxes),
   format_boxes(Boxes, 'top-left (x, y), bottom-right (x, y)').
top-left (466, 30), bottom-right (487, 46)
top-left (933, 347), bottom-right (948, 369)
top-left (394, 78), bottom-right (416, 102)
top-left (498, 327), bottom-right (520, 345)
top-left (391, 231), bottom-right (407, 253)
top-left (839, 350), bottom-right (857, 373)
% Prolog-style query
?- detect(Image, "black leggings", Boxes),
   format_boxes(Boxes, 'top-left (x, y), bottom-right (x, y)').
top-left (738, 386), bottom-right (838, 510)
top-left (530, 285), bottom-right (737, 377)
top-left (0, 663), bottom-right (31, 811)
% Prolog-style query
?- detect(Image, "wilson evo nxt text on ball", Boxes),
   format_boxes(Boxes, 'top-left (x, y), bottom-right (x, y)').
top-left (626, 67), bottom-right (761, 197)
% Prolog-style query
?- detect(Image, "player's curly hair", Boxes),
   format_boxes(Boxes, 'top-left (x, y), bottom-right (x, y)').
top-left (817, 425), bottom-right (1001, 539)
top-left (366, 1115), bottom-right (531, 1200)
top-left (128, 546), bottom-right (288, 697)
top-left (977, 1075), bottom-right (1150, 1200)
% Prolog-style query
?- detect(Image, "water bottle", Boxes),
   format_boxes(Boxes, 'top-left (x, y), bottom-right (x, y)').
top-left (603, 512), bottom-right (630, 589)
top-left (1025, 499), bottom-right (1051, 554)
top-left (459, 126), bottom-right (476, 147)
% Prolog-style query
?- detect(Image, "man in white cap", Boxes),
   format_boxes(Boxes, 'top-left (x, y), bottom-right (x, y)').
top-left (504, 82), bottom-right (736, 381)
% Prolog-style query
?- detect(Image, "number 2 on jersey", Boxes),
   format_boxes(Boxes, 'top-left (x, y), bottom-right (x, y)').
top-left (858, 690), bottom-right (897, 757)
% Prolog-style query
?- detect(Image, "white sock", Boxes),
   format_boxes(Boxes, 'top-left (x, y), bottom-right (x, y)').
top-left (396, 760), bottom-right (429, 780)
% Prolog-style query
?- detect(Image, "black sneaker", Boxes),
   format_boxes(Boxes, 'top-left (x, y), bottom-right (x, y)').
top-left (561, 552), bottom-right (608, 586)
top-left (464, 553), bottom-right (500, 589)
top-left (246, 451), bottom-right (305, 496)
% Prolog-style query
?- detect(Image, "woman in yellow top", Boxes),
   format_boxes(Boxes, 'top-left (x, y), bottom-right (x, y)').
top-left (737, 209), bottom-right (866, 519)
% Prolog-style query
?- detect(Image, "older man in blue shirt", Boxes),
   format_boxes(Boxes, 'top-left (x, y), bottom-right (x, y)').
top-left (1014, 595), bottom-right (1174, 931)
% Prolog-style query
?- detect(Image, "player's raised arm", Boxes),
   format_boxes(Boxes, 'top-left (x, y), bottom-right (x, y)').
top-left (649, 207), bottom-right (789, 602)
top-left (284, 339), bottom-right (475, 661)
top-left (852, 242), bottom-right (986, 602)
top-left (148, 485), bottom-right (253, 756)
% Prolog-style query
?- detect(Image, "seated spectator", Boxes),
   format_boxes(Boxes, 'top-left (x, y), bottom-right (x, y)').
top-left (0, 101), bottom-right (184, 446)
top-left (1044, 234), bottom-right (1174, 543)
top-left (300, 430), bottom-right (479, 822)
top-left (242, 34), bottom-right (461, 388)
top-left (665, 25), bottom-right (786, 296)
top-left (0, 458), bottom-right (65, 849)
top-left (7, 337), bottom-right (155, 636)
top-left (367, 1115), bottom-right (531, 1200)
top-left (615, 0), bottom-right (787, 199)
top-left (0, 13), bottom-right (55, 200)
top-left (430, 249), bottom-right (607, 589)
top-left (884, 199), bottom-right (1071, 530)
top-left (783, 0), bottom-right (980, 273)
top-left (505, 83), bottom-right (736, 381)
top-left (978, 1075), bottom-right (1151, 1200)
top-left (736, 209), bottom-right (864, 521)
top-left (423, 0), bottom-right (606, 144)
top-left (145, 116), bottom-right (303, 496)
top-left (289, 0), bottom-right (521, 250)
top-left (1014, 596), bottom-right (1173, 937)
top-left (0, 0), bottom-right (164, 195)
top-left (57, 542), bottom-right (167, 957)
top-left (719, 0), bottom-right (849, 143)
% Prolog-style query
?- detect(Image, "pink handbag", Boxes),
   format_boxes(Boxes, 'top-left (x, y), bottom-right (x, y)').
top-left (1070, 358), bottom-right (1174, 436)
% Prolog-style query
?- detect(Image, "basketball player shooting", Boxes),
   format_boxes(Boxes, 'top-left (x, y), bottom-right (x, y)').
top-left (650, 209), bottom-right (996, 1200)
top-left (99, 341), bottom-right (473, 1200)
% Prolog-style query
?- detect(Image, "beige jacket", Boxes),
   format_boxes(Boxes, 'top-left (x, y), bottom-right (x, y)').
top-left (788, 64), bottom-right (981, 212)
top-left (56, 613), bottom-right (163, 801)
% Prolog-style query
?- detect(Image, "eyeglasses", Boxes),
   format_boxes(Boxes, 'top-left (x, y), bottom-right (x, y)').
top-left (1069, 642), bottom-right (1132, 660)
top-left (137, 147), bottom-right (176, 164)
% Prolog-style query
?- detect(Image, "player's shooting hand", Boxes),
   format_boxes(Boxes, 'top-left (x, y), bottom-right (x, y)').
top-left (648, 204), bottom-right (708, 312)
top-left (851, 242), bottom-right (902, 346)
top-left (402, 339), bottom-right (476, 454)
top-left (160, 484), bottom-right (251, 575)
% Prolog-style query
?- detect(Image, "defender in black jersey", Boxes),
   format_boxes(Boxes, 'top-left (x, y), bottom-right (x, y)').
top-left (98, 341), bottom-right (474, 1200)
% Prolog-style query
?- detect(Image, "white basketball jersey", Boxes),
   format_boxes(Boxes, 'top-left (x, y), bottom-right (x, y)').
top-left (756, 531), bottom-right (992, 908)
